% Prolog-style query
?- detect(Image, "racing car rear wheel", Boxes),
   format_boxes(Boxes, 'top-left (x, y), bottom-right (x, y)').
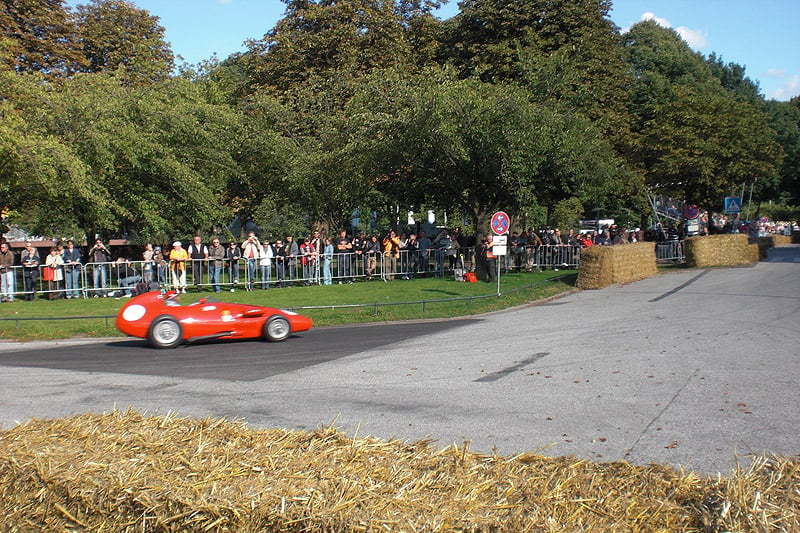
top-left (148, 316), bottom-right (183, 349)
top-left (264, 315), bottom-right (290, 342)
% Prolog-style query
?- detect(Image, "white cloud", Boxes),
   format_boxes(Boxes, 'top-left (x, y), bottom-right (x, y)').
top-left (765, 68), bottom-right (786, 78)
top-left (639, 12), bottom-right (707, 51)
top-left (675, 27), bottom-right (708, 50)
top-left (770, 74), bottom-right (800, 101)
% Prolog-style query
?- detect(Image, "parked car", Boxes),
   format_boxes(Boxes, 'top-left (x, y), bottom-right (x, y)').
top-left (116, 290), bottom-right (312, 348)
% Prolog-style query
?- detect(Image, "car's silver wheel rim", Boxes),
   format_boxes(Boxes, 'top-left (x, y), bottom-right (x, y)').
top-left (153, 320), bottom-right (180, 345)
top-left (267, 318), bottom-right (289, 340)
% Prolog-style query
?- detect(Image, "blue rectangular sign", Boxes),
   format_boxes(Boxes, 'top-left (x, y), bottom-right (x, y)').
top-left (724, 197), bottom-right (742, 214)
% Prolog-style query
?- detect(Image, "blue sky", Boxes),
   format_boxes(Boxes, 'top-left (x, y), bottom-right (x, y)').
top-left (75, 0), bottom-right (799, 101)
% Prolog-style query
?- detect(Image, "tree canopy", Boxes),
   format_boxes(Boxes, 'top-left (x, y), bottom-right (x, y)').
top-left (1, 0), bottom-right (797, 243)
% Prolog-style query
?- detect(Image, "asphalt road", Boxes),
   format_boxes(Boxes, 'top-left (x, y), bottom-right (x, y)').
top-left (1, 245), bottom-right (798, 474)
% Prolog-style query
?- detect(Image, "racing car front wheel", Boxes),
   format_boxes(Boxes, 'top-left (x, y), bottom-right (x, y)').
top-left (264, 315), bottom-right (291, 342)
top-left (148, 315), bottom-right (183, 349)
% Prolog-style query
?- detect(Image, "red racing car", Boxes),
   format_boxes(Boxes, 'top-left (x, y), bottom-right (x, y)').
top-left (116, 290), bottom-right (313, 348)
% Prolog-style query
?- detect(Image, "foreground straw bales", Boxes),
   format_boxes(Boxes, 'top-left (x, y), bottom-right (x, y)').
top-left (684, 234), bottom-right (759, 268)
top-left (1, 411), bottom-right (797, 532)
top-left (576, 242), bottom-right (657, 289)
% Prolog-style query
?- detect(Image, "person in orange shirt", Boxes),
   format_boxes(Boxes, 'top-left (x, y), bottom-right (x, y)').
top-left (169, 241), bottom-right (189, 293)
top-left (382, 229), bottom-right (402, 281)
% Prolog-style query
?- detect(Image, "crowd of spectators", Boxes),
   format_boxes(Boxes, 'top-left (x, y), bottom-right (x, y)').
top-left (1, 216), bottom-right (797, 302)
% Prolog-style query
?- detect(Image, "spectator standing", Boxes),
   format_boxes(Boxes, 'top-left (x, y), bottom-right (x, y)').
top-left (402, 234), bottom-right (418, 279)
top-left (367, 234), bottom-right (382, 280)
top-left (208, 238), bottom-right (225, 292)
top-left (225, 241), bottom-right (241, 291)
top-left (259, 238), bottom-right (274, 289)
top-left (484, 235), bottom-right (497, 283)
top-left (88, 238), bottom-right (111, 297)
top-left (309, 231), bottom-right (323, 265)
top-left (188, 235), bottom-right (209, 292)
top-left (21, 242), bottom-right (40, 301)
top-left (335, 230), bottom-right (352, 283)
top-left (153, 246), bottom-right (167, 285)
top-left (0, 242), bottom-right (15, 302)
top-left (299, 236), bottom-right (315, 285)
top-left (241, 232), bottom-right (261, 290)
top-left (433, 230), bottom-right (451, 277)
top-left (283, 235), bottom-right (299, 287)
top-left (382, 229), bottom-right (402, 281)
top-left (61, 239), bottom-right (82, 299)
top-left (169, 241), bottom-right (188, 293)
top-left (141, 243), bottom-right (155, 284)
top-left (44, 247), bottom-right (64, 299)
top-left (274, 238), bottom-right (286, 287)
top-left (322, 237), bottom-right (334, 285)
top-left (417, 231), bottom-right (431, 275)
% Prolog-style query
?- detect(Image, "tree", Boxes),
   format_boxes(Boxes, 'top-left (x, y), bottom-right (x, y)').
top-left (74, 0), bottom-right (174, 85)
top-left (237, 0), bottom-right (441, 99)
top-left (765, 99), bottom-right (800, 204)
top-left (11, 72), bottom-right (248, 241)
top-left (442, 0), bottom-right (633, 154)
top-left (623, 21), bottom-right (782, 212)
top-left (0, 0), bottom-right (87, 77)
top-left (348, 69), bottom-right (632, 234)
top-left (637, 82), bottom-right (781, 211)
top-left (0, 70), bottom-right (95, 237)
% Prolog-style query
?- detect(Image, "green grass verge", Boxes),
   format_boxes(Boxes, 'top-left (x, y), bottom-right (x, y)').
top-left (0, 271), bottom-right (576, 341)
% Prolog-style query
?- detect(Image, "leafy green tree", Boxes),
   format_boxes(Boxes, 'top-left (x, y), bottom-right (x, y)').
top-left (550, 197), bottom-right (585, 231)
top-left (623, 20), bottom-right (782, 212)
top-left (706, 53), bottom-right (762, 103)
top-left (0, 70), bottom-right (96, 237)
top-left (237, 0), bottom-right (441, 99)
top-left (0, 0), bottom-right (87, 77)
top-left (348, 69), bottom-right (632, 235)
top-left (14, 73), bottom-right (247, 242)
top-left (74, 0), bottom-right (174, 84)
top-left (765, 99), bottom-right (800, 205)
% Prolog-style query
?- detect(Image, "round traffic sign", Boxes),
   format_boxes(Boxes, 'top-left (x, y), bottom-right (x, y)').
top-left (491, 211), bottom-right (510, 235)
top-left (684, 204), bottom-right (699, 219)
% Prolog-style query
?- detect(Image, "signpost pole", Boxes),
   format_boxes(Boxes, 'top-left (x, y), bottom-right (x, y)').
top-left (490, 211), bottom-right (510, 298)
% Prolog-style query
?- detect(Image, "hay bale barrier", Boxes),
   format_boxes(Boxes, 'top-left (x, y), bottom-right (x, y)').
top-left (577, 242), bottom-right (657, 290)
top-left (684, 234), bottom-right (758, 268)
top-left (2, 411), bottom-right (797, 531)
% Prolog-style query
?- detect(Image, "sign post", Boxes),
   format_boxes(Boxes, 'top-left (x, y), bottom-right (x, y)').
top-left (490, 211), bottom-right (509, 296)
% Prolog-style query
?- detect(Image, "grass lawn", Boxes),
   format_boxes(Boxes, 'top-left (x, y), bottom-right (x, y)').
top-left (0, 270), bottom-right (576, 341)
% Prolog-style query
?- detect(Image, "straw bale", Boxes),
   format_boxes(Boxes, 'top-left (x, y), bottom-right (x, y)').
top-left (757, 235), bottom-right (793, 258)
top-left (576, 246), bottom-right (613, 289)
top-left (0, 410), bottom-right (797, 532)
top-left (684, 234), bottom-right (757, 268)
top-left (577, 243), bottom-right (657, 290)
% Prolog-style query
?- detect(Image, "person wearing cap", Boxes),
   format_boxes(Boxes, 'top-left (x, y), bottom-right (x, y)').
top-left (169, 241), bottom-right (189, 293)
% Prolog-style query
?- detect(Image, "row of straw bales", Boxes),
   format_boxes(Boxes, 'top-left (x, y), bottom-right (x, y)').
top-left (1, 410), bottom-right (797, 532)
top-left (576, 233), bottom-right (783, 289)
top-left (576, 242), bottom-right (657, 289)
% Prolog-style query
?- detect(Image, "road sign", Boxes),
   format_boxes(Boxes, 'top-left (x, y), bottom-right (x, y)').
top-left (492, 235), bottom-right (507, 256)
top-left (490, 211), bottom-right (510, 235)
top-left (724, 197), bottom-right (742, 214)
top-left (684, 204), bottom-right (699, 219)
